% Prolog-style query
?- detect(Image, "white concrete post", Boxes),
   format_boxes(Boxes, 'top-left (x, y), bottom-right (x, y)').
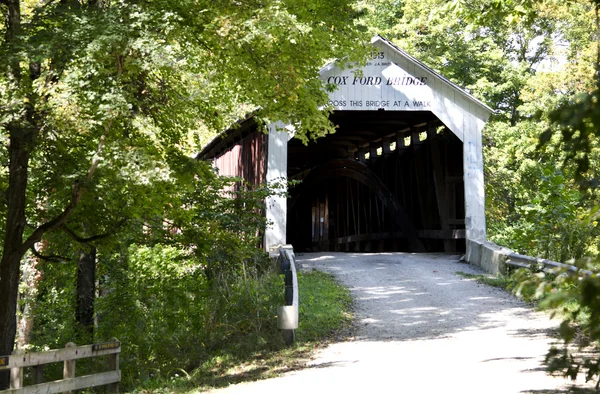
top-left (265, 121), bottom-right (290, 249)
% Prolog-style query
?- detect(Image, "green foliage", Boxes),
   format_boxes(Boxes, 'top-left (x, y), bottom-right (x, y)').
top-left (543, 88), bottom-right (600, 186)
top-left (0, 0), bottom-right (369, 371)
top-left (296, 270), bottom-right (353, 342)
top-left (489, 166), bottom-right (599, 261)
top-left (26, 159), bottom-right (353, 390)
top-left (119, 268), bottom-right (352, 392)
top-left (9, 0), bottom-right (600, 389)
top-left (94, 244), bottom-right (279, 383)
top-left (472, 0), bottom-right (600, 260)
top-left (455, 271), bottom-right (515, 289)
top-left (28, 173), bottom-right (277, 381)
top-left (512, 260), bottom-right (600, 388)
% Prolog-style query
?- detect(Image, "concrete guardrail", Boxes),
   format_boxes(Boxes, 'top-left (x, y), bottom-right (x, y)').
top-left (465, 239), bottom-right (594, 276)
top-left (270, 245), bottom-right (298, 345)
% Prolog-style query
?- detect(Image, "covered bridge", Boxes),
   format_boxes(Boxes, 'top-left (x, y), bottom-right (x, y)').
top-left (198, 36), bottom-right (493, 254)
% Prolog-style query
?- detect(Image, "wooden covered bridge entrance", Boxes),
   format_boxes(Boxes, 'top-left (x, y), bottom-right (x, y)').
top-left (287, 110), bottom-right (464, 253)
top-left (198, 36), bottom-right (493, 255)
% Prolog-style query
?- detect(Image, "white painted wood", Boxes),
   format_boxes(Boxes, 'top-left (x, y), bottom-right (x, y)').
top-left (265, 121), bottom-right (290, 249)
top-left (262, 36), bottom-right (492, 247)
top-left (462, 107), bottom-right (489, 241)
top-left (321, 38), bottom-right (492, 117)
top-left (319, 36), bottom-right (492, 243)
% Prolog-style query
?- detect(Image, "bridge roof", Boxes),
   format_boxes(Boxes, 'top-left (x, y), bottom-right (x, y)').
top-left (320, 35), bottom-right (493, 142)
top-left (324, 35), bottom-right (494, 113)
top-left (198, 35), bottom-right (494, 160)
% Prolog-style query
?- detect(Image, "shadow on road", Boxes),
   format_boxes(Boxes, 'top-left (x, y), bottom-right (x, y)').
top-left (297, 252), bottom-right (554, 343)
top-left (204, 252), bottom-right (598, 393)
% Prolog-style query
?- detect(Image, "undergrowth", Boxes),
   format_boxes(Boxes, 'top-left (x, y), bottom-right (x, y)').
top-left (129, 269), bottom-right (353, 393)
top-left (455, 271), bottom-right (514, 289)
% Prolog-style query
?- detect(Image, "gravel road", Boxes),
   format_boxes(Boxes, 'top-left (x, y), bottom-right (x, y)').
top-left (210, 252), bottom-right (596, 393)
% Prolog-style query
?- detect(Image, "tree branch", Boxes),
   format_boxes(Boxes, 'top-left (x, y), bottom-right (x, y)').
top-left (30, 246), bottom-right (71, 262)
top-left (20, 182), bottom-right (84, 255)
top-left (19, 125), bottom-right (110, 254)
top-left (60, 218), bottom-right (127, 244)
top-left (87, 127), bottom-right (108, 181)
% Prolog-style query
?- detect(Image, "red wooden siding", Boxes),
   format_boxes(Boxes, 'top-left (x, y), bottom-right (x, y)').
top-left (213, 131), bottom-right (266, 187)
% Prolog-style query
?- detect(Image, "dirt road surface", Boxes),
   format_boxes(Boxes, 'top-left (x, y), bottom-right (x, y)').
top-left (209, 252), bottom-right (596, 393)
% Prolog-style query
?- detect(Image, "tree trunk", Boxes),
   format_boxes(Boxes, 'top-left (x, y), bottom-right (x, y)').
top-left (0, 116), bottom-right (34, 392)
top-left (0, 252), bottom-right (24, 388)
top-left (0, 0), bottom-right (29, 387)
top-left (1, 0), bottom-right (88, 387)
top-left (17, 256), bottom-right (41, 349)
top-left (76, 247), bottom-right (96, 337)
top-left (0, 126), bottom-right (34, 388)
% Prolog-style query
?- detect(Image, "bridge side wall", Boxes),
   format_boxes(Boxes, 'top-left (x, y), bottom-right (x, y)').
top-left (211, 131), bottom-right (266, 186)
top-left (466, 239), bottom-right (512, 275)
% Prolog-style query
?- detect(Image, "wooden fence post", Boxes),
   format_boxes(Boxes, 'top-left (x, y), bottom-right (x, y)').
top-left (63, 342), bottom-right (76, 394)
top-left (0, 341), bottom-right (121, 394)
top-left (33, 365), bottom-right (43, 384)
top-left (107, 338), bottom-right (119, 394)
top-left (9, 349), bottom-right (23, 390)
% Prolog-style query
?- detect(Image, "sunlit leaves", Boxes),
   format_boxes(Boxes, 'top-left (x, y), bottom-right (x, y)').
top-left (0, 0), bottom-right (368, 252)
top-left (513, 258), bottom-right (600, 386)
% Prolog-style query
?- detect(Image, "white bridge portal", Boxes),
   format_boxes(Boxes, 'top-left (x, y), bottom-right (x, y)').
top-left (200, 36), bottom-right (493, 254)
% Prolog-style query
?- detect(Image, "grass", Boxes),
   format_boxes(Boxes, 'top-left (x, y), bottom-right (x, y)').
top-left (296, 270), bottom-right (354, 342)
top-left (130, 269), bottom-right (353, 393)
top-left (455, 271), bottom-right (514, 289)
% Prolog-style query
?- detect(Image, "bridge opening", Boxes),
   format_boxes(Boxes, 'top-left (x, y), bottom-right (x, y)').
top-left (287, 110), bottom-right (465, 253)
top-left (197, 37), bottom-right (491, 253)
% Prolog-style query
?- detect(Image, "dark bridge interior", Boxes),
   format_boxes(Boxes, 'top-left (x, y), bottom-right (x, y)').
top-left (287, 110), bottom-right (465, 253)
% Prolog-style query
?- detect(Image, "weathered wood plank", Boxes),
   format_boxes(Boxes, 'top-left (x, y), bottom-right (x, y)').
top-left (418, 229), bottom-right (465, 239)
top-left (413, 135), bottom-right (432, 232)
top-left (430, 126), bottom-right (454, 252)
top-left (62, 343), bottom-right (76, 394)
top-left (1, 371), bottom-right (121, 394)
top-left (0, 343), bottom-right (120, 370)
top-left (33, 366), bottom-right (43, 385)
top-left (382, 136), bottom-right (392, 155)
top-left (336, 229), bottom-right (465, 244)
top-left (107, 345), bottom-right (120, 394)
top-left (396, 131), bottom-right (407, 151)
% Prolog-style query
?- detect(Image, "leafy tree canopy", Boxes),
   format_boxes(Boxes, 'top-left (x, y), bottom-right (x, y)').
top-left (0, 0), bottom-right (369, 378)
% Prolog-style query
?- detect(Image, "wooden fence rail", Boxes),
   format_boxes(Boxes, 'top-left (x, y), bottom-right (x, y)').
top-left (0, 340), bottom-right (121, 394)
